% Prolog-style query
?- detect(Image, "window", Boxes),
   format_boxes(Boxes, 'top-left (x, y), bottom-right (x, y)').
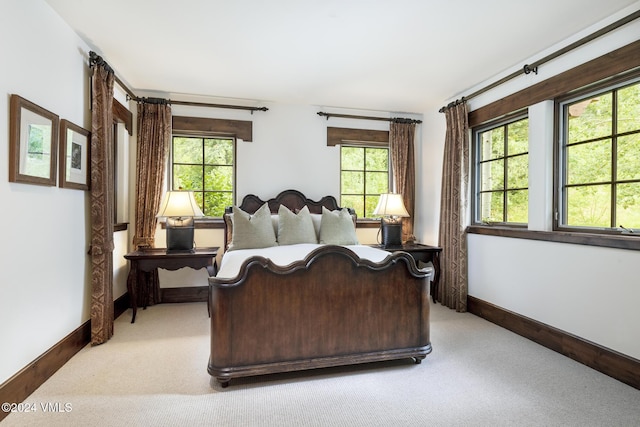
top-left (340, 146), bottom-right (389, 218)
top-left (467, 43), bottom-right (640, 250)
top-left (170, 135), bottom-right (235, 217)
top-left (557, 77), bottom-right (640, 233)
top-left (169, 116), bottom-right (251, 219)
top-left (473, 116), bottom-right (529, 225)
top-left (327, 126), bottom-right (390, 219)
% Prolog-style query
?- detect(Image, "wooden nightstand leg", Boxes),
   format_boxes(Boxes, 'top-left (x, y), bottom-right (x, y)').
top-left (127, 262), bottom-right (138, 323)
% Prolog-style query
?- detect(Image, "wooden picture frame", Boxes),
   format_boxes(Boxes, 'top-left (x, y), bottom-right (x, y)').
top-left (9, 94), bottom-right (59, 186)
top-left (59, 119), bottom-right (90, 190)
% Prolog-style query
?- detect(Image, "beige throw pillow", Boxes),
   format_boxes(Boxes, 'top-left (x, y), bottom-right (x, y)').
top-left (319, 207), bottom-right (359, 245)
top-left (277, 205), bottom-right (317, 245)
top-left (228, 202), bottom-right (278, 251)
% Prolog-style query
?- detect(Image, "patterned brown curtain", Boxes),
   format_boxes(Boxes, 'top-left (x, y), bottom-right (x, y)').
top-left (132, 100), bottom-right (172, 306)
top-left (437, 101), bottom-right (469, 311)
top-left (89, 60), bottom-right (115, 345)
top-left (390, 121), bottom-right (416, 243)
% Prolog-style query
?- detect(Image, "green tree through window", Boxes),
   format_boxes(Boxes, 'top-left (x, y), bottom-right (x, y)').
top-left (475, 116), bottom-right (529, 224)
top-left (171, 136), bottom-right (234, 217)
top-left (341, 146), bottom-right (389, 218)
top-left (560, 79), bottom-right (640, 230)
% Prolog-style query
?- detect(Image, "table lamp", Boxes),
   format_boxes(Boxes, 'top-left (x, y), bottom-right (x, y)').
top-left (373, 193), bottom-right (409, 248)
top-left (156, 190), bottom-right (204, 252)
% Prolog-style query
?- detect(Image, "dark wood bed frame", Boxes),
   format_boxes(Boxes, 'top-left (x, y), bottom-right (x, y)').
top-left (208, 190), bottom-right (432, 387)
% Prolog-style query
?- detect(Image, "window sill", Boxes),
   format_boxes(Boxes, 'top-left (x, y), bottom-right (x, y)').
top-left (467, 225), bottom-right (640, 251)
top-left (356, 219), bottom-right (381, 229)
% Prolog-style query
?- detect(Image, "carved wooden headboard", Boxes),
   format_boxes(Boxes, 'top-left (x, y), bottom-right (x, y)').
top-left (223, 189), bottom-right (356, 251)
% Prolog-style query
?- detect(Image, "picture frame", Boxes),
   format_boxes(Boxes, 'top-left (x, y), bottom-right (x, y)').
top-left (9, 94), bottom-right (59, 186)
top-left (59, 119), bottom-right (91, 190)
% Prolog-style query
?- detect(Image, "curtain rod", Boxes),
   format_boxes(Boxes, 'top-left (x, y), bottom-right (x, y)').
top-left (128, 95), bottom-right (269, 113)
top-left (317, 111), bottom-right (422, 124)
top-left (439, 8), bottom-right (640, 113)
top-left (88, 51), bottom-right (268, 113)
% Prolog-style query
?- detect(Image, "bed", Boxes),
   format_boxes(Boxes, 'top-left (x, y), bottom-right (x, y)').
top-left (208, 189), bottom-right (433, 387)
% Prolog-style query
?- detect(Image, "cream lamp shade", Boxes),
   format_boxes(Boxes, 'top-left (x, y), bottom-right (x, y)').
top-left (373, 193), bottom-right (409, 219)
top-left (156, 191), bottom-right (204, 218)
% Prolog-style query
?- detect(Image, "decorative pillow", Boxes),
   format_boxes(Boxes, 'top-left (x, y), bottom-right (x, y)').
top-left (319, 207), bottom-right (359, 245)
top-left (228, 202), bottom-right (278, 251)
top-left (277, 205), bottom-right (318, 245)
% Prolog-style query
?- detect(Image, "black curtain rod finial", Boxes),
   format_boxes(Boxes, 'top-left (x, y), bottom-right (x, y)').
top-left (88, 50), bottom-right (113, 73)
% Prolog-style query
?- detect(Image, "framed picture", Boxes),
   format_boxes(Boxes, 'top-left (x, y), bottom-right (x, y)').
top-left (59, 119), bottom-right (91, 190)
top-left (9, 94), bottom-right (59, 186)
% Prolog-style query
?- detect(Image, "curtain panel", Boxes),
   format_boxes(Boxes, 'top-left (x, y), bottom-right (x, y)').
top-left (89, 63), bottom-right (115, 345)
top-left (132, 101), bottom-right (172, 306)
top-left (437, 102), bottom-right (469, 311)
top-left (390, 121), bottom-right (416, 243)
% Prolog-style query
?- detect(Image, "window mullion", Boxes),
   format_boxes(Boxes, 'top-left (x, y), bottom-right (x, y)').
top-left (503, 124), bottom-right (508, 223)
top-left (201, 138), bottom-right (206, 215)
top-left (363, 148), bottom-right (368, 204)
top-left (611, 90), bottom-right (618, 229)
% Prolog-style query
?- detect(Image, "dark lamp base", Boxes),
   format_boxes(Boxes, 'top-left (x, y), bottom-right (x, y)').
top-left (166, 217), bottom-right (195, 252)
top-left (381, 220), bottom-right (403, 247)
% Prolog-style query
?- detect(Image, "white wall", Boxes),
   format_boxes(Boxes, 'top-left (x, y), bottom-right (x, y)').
top-left (415, 110), bottom-right (446, 246)
top-left (420, 2), bottom-right (640, 360)
top-left (0, 0), bottom-right (90, 384)
top-left (0, 0), bottom-right (133, 385)
top-left (468, 235), bottom-right (640, 359)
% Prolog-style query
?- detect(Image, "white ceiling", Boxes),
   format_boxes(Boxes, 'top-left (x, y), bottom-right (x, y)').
top-left (45, 0), bottom-right (639, 113)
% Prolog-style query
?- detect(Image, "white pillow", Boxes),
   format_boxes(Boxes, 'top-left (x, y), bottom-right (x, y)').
top-left (319, 207), bottom-right (359, 245)
top-left (277, 205), bottom-right (318, 245)
top-left (228, 202), bottom-right (278, 251)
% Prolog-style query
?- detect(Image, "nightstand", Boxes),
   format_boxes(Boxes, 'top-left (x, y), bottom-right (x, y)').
top-left (124, 247), bottom-right (219, 323)
top-left (369, 243), bottom-right (442, 302)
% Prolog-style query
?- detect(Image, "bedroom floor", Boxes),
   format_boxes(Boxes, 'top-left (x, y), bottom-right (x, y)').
top-left (4, 302), bottom-right (639, 427)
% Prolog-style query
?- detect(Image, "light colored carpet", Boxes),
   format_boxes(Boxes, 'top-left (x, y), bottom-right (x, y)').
top-left (3, 302), bottom-right (639, 426)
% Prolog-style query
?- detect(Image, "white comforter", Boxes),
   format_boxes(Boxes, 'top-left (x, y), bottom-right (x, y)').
top-left (216, 243), bottom-right (392, 279)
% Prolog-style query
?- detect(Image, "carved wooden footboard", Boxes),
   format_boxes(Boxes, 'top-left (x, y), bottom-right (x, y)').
top-left (208, 245), bottom-right (432, 387)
